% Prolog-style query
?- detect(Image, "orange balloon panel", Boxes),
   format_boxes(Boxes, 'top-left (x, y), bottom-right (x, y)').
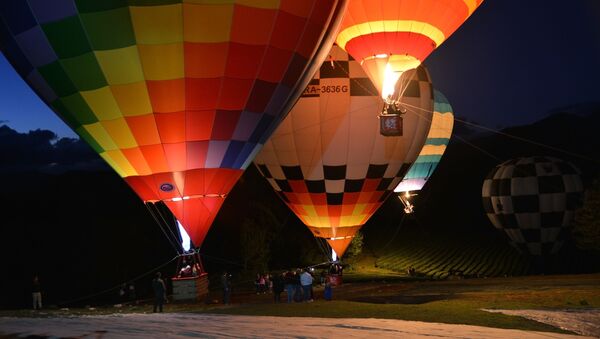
top-left (254, 45), bottom-right (434, 257)
top-left (336, 0), bottom-right (483, 94)
top-left (0, 0), bottom-right (347, 246)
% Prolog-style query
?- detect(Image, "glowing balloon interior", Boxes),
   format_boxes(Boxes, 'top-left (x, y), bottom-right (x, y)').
top-left (336, 0), bottom-right (484, 97)
top-left (177, 220), bottom-right (191, 252)
top-left (254, 45), bottom-right (434, 257)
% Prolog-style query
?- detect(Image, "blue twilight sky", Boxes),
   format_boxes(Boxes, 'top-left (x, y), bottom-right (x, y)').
top-left (1, 0), bottom-right (600, 139)
top-left (0, 53), bottom-right (78, 138)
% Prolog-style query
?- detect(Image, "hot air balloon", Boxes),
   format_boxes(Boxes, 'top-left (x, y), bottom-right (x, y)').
top-left (0, 1), bottom-right (347, 250)
top-left (336, 0), bottom-right (483, 101)
top-left (394, 89), bottom-right (454, 213)
top-left (482, 156), bottom-right (584, 256)
top-left (254, 45), bottom-right (433, 258)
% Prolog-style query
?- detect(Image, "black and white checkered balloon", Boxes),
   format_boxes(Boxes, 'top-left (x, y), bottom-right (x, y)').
top-left (482, 156), bottom-right (583, 256)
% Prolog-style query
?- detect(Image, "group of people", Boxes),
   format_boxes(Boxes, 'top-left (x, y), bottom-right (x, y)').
top-left (29, 267), bottom-right (332, 312)
top-left (253, 269), bottom-right (315, 303)
top-left (250, 268), bottom-right (334, 304)
top-left (177, 257), bottom-right (202, 278)
top-left (118, 283), bottom-right (137, 303)
top-left (407, 266), bottom-right (417, 276)
top-left (254, 273), bottom-right (273, 295)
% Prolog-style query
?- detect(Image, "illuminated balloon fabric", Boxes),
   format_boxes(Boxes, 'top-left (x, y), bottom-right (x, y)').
top-left (482, 157), bottom-right (583, 256)
top-left (254, 45), bottom-right (433, 256)
top-left (336, 0), bottom-right (483, 95)
top-left (0, 0), bottom-right (347, 246)
top-left (394, 89), bottom-right (454, 193)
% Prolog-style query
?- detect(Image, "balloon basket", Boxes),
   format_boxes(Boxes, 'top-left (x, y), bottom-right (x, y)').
top-left (172, 251), bottom-right (208, 301)
top-left (327, 274), bottom-right (343, 286)
top-left (379, 114), bottom-right (403, 136)
top-left (172, 273), bottom-right (209, 301)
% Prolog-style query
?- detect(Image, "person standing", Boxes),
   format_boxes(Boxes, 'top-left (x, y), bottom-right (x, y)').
top-left (284, 271), bottom-right (295, 303)
top-left (221, 271), bottom-right (232, 305)
top-left (32, 276), bottom-right (42, 310)
top-left (118, 283), bottom-right (126, 303)
top-left (300, 269), bottom-right (314, 302)
top-left (272, 273), bottom-right (284, 303)
top-left (324, 275), bottom-right (333, 301)
top-left (267, 273), bottom-right (273, 293)
top-left (152, 272), bottom-right (166, 313)
top-left (293, 270), bottom-right (302, 302)
top-left (254, 273), bottom-right (260, 294)
top-left (258, 274), bottom-right (266, 294)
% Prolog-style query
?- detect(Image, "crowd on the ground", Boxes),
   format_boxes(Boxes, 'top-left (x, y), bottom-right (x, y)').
top-left (219, 267), bottom-right (337, 306)
top-left (29, 264), bottom-right (341, 313)
top-left (256, 268), bottom-right (336, 303)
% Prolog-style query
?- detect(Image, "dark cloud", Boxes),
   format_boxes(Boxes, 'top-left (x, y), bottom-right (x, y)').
top-left (0, 124), bottom-right (108, 173)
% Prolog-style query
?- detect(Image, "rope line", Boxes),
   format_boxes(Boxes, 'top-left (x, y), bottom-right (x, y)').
top-left (379, 212), bottom-right (407, 254)
top-left (153, 203), bottom-right (184, 252)
top-left (58, 254), bottom-right (179, 307)
top-left (400, 101), bottom-right (598, 164)
top-left (452, 134), bottom-right (503, 162)
top-left (144, 203), bottom-right (181, 255)
top-left (454, 117), bottom-right (599, 164)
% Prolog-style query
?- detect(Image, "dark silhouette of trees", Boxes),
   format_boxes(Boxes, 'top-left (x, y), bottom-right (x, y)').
top-left (573, 177), bottom-right (600, 254)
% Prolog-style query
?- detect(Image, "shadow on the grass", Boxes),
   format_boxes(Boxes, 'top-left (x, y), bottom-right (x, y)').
top-left (349, 293), bottom-right (455, 305)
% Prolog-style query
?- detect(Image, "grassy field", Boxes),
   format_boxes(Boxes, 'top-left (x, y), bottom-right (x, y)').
top-left (3, 274), bottom-right (598, 335)
top-left (371, 232), bottom-right (531, 279)
top-left (205, 274), bottom-right (599, 334)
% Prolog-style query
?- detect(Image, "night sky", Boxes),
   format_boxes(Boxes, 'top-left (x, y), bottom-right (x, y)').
top-left (1, 0), bottom-right (599, 139)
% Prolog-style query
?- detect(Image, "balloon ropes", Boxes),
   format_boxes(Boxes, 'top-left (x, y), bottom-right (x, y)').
top-left (0, 1), bottom-right (348, 261)
top-left (482, 156), bottom-right (584, 256)
top-left (254, 44), bottom-right (433, 258)
top-left (394, 89), bottom-right (454, 213)
top-left (335, 0), bottom-right (483, 135)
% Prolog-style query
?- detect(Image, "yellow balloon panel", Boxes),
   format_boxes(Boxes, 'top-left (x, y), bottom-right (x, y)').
top-left (255, 45), bottom-right (434, 253)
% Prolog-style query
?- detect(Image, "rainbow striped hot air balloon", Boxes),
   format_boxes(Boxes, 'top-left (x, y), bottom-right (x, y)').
top-left (254, 45), bottom-right (433, 257)
top-left (0, 0), bottom-right (347, 248)
top-left (336, 0), bottom-right (483, 99)
top-left (394, 89), bottom-right (454, 212)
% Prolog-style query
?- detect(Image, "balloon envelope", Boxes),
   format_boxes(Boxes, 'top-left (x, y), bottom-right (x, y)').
top-left (394, 89), bottom-right (454, 193)
top-left (254, 45), bottom-right (433, 257)
top-left (336, 0), bottom-right (483, 96)
top-left (0, 0), bottom-right (347, 247)
top-left (482, 156), bottom-right (584, 256)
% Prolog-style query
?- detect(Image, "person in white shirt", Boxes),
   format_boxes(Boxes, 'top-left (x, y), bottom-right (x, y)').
top-left (300, 270), bottom-right (314, 302)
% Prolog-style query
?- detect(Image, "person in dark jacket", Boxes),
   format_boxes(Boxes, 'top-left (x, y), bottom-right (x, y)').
top-left (32, 276), bottom-right (42, 310)
top-left (283, 271), bottom-right (295, 303)
top-left (293, 269), bottom-right (302, 302)
top-left (324, 275), bottom-right (333, 301)
top-left (152, 272), bottom-right (166, 313)
top-left (272, 273), bottom-right (285, 303)
top-left (221, 271), bottom-right (232, 305)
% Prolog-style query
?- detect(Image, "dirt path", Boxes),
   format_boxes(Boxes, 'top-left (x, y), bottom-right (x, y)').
top-left (484, 309), bottom-right (600, 337)
top-left (0, 313), bottom-right (592, 339)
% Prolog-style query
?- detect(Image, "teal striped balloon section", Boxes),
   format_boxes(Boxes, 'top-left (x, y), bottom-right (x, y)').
top-left (394, 89), bottom-right (454, 193)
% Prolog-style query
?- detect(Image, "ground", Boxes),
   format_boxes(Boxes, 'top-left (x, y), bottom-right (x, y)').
top-left (1, 274), bottom-right (599, 338)
top-left (0, 313), bottom-right (593, 339)
top-left (484, 309), bottom-right (600, 337)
